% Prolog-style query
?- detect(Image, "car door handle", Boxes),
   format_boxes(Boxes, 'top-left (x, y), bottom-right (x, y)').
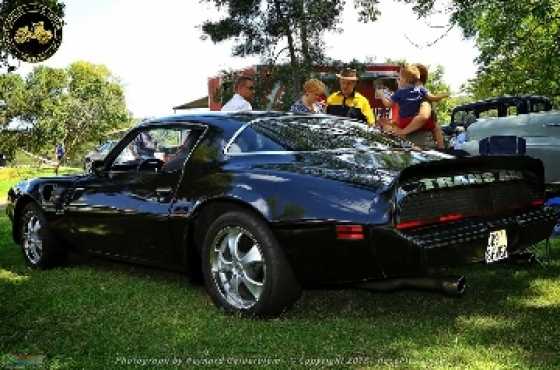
top-left (544, 122), bottom-right (560, 127)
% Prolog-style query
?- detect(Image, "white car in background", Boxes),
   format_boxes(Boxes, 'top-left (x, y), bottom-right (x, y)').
top-left (83, 140), bottom-right (118, 170)
top-left (459, 110), bottom-right (560, 185)
top-left (449, 96), bottom-right (559, 186)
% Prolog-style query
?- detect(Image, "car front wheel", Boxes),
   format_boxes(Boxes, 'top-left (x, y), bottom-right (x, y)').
top-left (201, 210), bottom-right (301, 317)
top-left (19, 202), bottom-right (66, 269)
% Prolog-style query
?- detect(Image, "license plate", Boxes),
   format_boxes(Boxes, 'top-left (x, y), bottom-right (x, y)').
top-left (486, 229), bottom-right (508, 263)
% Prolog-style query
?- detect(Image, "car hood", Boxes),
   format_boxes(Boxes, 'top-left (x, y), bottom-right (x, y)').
top-left (246, 148), bottom-right (454, 189)
top-left (467, 111), bottom-right (560, 140)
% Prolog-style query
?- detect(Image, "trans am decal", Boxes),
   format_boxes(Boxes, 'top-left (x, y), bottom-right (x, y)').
top-left (402, 170), bottom-right (524, 193)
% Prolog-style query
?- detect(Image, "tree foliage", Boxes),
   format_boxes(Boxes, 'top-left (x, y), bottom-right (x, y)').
top-left (0, 61), bottom-right (131, 162)
top-left (402, 0), bottom-right (560, 107)
top-left (422, 65), bottom-right (454, 124)
top-left (0, 0), bottom-right (65, 70)
top-left (201, 0), bottom-right (381, 96)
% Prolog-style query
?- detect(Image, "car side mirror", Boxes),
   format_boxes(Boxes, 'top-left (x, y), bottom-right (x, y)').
top-left (90, 159), bottom-right (106, 176)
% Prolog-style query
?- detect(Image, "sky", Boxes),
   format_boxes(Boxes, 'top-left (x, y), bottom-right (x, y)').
top-left (13, 0), bottom-right (479, 118)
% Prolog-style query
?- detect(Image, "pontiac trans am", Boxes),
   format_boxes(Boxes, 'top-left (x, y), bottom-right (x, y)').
top-left (6, 112), bottom-right (557, 316)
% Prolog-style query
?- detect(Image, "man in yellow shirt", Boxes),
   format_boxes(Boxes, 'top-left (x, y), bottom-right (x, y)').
top-left (326, 68), bottom-right (375, 126)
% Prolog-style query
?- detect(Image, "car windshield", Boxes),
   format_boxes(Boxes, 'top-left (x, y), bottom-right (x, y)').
top-left (228, 116), bottom-right (408, 153)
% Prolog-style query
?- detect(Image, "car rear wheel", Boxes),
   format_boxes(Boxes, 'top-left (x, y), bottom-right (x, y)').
top-left (201, 210), bottom-right (301, 317)
top-left (19, 202), bottom-right (66, 269)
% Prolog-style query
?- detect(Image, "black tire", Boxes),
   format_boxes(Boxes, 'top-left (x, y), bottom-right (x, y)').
top-left (19, 202), bottom-right (66, 269)
top-left (201, 210), bottom-right (301, 317)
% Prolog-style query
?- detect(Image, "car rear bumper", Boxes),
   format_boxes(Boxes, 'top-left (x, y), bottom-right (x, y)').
top-left (275, 207), bottom-right (556, 286)
top-left (400, 207), bottom-right (557, 269)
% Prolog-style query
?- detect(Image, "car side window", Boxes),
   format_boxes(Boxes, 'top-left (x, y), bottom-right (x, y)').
top-left (454, 110), bottom-right (477, 127)
top-left (161, 129), bottom-right (203, 173)
top-left (111, 127), bottom-right (193, 171)
top-left (479, 109), bottom-right (498, 119)
top-left (532, 102), bottom-right (547, 113)
top-left (229, 127), bottom-right (286, 153)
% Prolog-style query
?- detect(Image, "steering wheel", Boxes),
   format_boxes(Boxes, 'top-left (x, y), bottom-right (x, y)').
top-left (136, 158), bottom-right (164, 172)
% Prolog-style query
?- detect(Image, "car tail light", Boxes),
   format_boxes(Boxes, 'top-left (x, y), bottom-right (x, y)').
top-left (396, 220), bottom-right (426, 230)
top-left (531, 199), bottom-right (545, 207)
top-left (336, 225), bottom-right (364, 240)
top-left (439, 213), bottom-right (463, 223)
top-left (397, 213), bottom-right (464, 230)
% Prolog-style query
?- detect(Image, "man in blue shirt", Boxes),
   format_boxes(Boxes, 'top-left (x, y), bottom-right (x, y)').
top-left (54, 143), bottom-right (64, 175)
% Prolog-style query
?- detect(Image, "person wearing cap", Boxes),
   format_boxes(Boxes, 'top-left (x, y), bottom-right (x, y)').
top-left (326, 69), bottom-right (375, 126)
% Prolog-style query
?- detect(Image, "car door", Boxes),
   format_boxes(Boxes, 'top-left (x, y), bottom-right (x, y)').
top-left (67, 124), bottom-right (203, 267)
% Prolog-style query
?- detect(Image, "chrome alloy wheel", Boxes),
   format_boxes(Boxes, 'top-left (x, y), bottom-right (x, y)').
top-left (23, 215), bottom-right (43, 265)
top-left (210, 226), bottom-right (266, 310)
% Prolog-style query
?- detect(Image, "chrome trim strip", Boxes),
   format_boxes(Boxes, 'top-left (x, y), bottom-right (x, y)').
top-left (227, 151), bottom-right (299, 156)
top-left (223, 122), bottom-right (252, 155)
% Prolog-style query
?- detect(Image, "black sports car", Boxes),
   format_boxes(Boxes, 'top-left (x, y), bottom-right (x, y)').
top-left (6, 112), bottom-right (557, 316)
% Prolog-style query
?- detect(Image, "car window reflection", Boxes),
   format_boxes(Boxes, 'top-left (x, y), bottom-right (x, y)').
top-left (229, 116), bottom-right (404, 154)
top-left (112, 127), bottom-right (193, 171)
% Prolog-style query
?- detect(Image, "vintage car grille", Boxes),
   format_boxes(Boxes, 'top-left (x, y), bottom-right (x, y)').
top-left (398, 181), bottom-right (540, 223)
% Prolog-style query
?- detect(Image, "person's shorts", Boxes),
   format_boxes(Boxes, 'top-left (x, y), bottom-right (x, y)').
top-left (397, 116), bottom-right (436, 131)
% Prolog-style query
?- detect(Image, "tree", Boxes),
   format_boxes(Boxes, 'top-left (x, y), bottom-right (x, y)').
top-left (0, 0), bottom-right (65, 70)
top-left (0, 61), bottom-right (131, 162)
top-left (0, 73), bottom-right (29, 159)
top-left (422, 65), bottom-right (454, 124)
top-left (401, 0), bottom-right (560, 107)
top-left (201, 0), bottom-right (381, 98)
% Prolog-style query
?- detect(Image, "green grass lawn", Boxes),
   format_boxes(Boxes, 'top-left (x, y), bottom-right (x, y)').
top-left (1, 168), bottom-right (559, 369)
top-left (0, 167), bottom-right (83, 204)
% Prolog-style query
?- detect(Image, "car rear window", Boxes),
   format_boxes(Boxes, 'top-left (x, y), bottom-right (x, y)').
top-left (227, 116), bottom-right (406, 153)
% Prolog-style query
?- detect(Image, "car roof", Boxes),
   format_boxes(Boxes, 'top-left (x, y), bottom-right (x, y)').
top-left (134, 111), bottom-right (316, 140)
top-left (138, 111), bottom-right (289, 130)
top-left (134, 111), bottom-right (392, 140)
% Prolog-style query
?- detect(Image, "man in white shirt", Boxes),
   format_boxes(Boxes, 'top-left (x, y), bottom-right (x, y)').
top-left (221, 76), bottom-right (254, 112)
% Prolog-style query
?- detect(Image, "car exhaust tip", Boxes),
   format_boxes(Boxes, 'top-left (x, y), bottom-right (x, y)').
top-left (440, 276), bottom-right (466, 296)
top-left (357, 275), bottom-right (467, 297)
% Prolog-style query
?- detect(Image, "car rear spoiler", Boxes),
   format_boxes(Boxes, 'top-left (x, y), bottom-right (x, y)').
top-left (395, 155), bottom-right (545, 192)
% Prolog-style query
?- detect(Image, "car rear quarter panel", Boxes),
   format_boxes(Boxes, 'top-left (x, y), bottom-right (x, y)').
top-left (222, 169), bottom-right (392, 225)
top-left (174, 156), bottom-right (395, 285)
